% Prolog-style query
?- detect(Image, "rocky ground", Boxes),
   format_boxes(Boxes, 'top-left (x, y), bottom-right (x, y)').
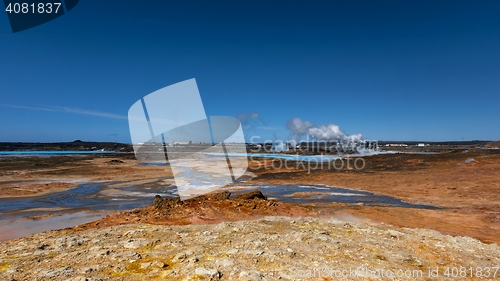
top-left (1, 215), bottom-right (500, 280)
top-left (2, 191), bottom-right (500, 280)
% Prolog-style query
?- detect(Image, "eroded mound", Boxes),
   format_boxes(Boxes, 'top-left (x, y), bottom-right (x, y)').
top-left (81, 190), bottom-right (318, 229)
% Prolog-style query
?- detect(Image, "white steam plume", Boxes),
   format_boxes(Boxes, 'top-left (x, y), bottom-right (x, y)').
top-left (286, 118), bottom-right (362, 142)
top-left (237, 111), bottom-right (268, 132)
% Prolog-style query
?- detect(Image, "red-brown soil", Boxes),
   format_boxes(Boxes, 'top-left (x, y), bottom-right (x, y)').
top-left (246, 150), bottom-right (500, 244)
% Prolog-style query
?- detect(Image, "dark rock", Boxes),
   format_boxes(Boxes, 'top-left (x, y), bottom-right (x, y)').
top-left (205, 191), bottom-right (231, 200)
top-left (183, 191), bottom-right (232, 203)
top-left (153, 195), bottom-right (163, 209)
top-left (234, 190), bottom-right (267, 201)
top-left (153, 195), bottom-right (183, 210)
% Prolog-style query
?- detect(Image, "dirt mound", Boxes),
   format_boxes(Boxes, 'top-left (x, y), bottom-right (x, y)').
top-left (80, 190), bottom-right (317, 229)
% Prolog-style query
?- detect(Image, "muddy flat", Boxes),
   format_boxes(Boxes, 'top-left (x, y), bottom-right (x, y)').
top-left (1, 149), bottom-right (499, 244)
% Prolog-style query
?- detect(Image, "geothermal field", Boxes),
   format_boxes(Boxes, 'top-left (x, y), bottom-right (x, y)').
top-left (0, 141), bottom-right (499, 280)
top-left (3, 0), bottom-right (500, 279)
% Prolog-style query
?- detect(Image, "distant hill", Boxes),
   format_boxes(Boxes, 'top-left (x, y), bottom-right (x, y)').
top-left (485, 141), bottom-right (500, 148)
top-left (0, 141), bottom-right (133, 152)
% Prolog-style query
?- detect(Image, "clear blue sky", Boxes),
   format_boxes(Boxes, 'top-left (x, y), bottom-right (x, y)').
top-left (1, 1), bottom-right (499, 143)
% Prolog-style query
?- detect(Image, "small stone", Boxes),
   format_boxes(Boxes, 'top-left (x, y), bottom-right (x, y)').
top-left (152, 260), bottom-right (167, 268)
top-left (79, 267), bottom-right (93, 274)
top-left (194, 267), bottom-right (221, 279)
top-left (215, 258), bottom-right (235, 267)
top-left (239, 270), bottom-right (262, 281)
top-left (173, 252), bottom-right (188, 261)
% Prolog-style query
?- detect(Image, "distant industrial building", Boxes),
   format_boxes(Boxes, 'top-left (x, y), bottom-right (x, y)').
top-left (384, 143), bottom-right (408, 147)
top-left (171, 140), bottom-right (192, 146)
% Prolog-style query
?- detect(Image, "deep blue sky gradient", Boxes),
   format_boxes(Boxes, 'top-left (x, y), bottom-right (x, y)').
top-left (1, 1), bottom-right (499, 142)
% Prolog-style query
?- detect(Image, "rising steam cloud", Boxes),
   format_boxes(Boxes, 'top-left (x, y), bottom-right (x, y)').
top-left (286, 118), bottom-right (363, 142)
top-left (237, 111), bottom-right (266, 130)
